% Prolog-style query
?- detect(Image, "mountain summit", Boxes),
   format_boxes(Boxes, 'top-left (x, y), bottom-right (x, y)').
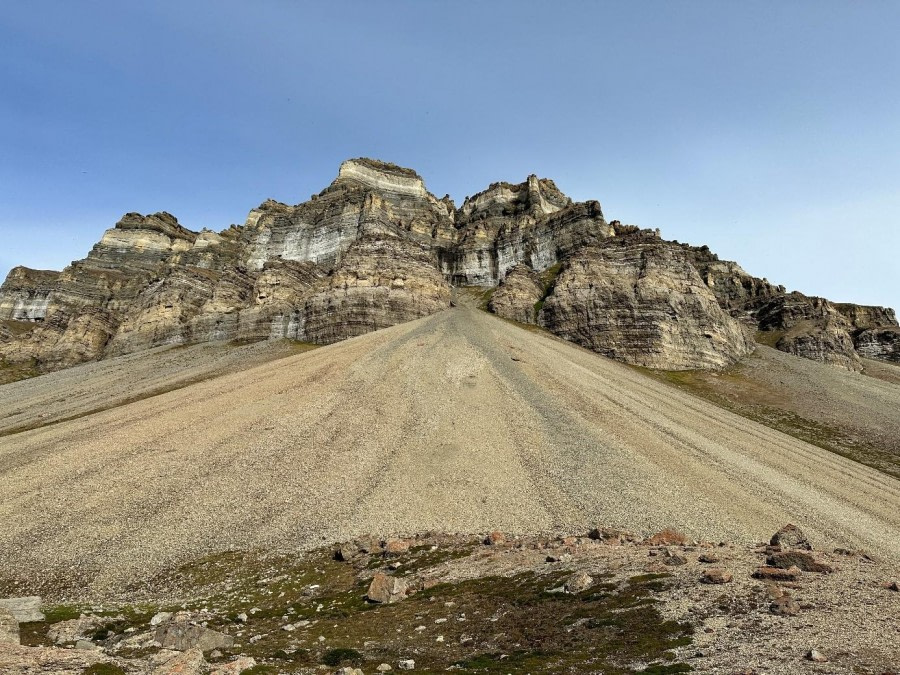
top-left (1, 158), bottom-right (897, 380)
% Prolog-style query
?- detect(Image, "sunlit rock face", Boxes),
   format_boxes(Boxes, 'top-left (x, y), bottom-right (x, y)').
top-left (539, 236), bottom-right (755, 370)
top-left (0, 267), bottom-right (59, 322)
top-left (1, 157), bottom-right (897, 378)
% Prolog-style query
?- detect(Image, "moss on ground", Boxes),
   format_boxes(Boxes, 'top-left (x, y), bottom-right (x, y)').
top-left (107, 546), bottom-right (693, 673)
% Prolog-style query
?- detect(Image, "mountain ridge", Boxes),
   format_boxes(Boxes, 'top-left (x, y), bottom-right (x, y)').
top-left (1, 158), bottom-right (897, 381)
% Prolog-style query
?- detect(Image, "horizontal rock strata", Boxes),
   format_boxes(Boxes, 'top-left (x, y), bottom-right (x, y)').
top-left (1, 158), bottom-right (896, 376)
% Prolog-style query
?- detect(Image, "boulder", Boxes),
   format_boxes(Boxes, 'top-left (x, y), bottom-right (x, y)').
top-left (769, 524), bottom-right (811, 550)
top-left (47, 615), bottom-right (114, 645)
top-left (384, 539), bottom-right (411, 557)
top-left (334, 542), bottom-right (359, 562)
top-left (155, 623), bottom-right (234, 652)
top-left (565, 572), bottom-right (594, 593)
top-left (0, 643), bottom-right (115, 673)
top-left (398, 659), bottom-right (416, 670)
top-left (210, 656), bottom-right (258, 674)
top-left (700, 569), bottom-right (733, 584)
top-left (0, 596), bottom-right (44, 623)
top-left (151, 647), bottom-right (207, 675)
top-left (367, 572), bottom-right (408, 604)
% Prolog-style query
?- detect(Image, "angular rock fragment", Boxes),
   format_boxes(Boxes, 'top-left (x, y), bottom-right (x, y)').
top-left (367, 572), bottom-right (408, 603)
top-left (565, 572), bottom-right (594, 593)
top-left (752, 565), bottom-right (802, 582)
top-left (700, 569), bottom-right (733, 584)
top-left (155, 622), bottom-right (234, 652)
top-left (769, 524), bottom-right (811, 550)
top-left (0, 596), bottom-right (44, 623)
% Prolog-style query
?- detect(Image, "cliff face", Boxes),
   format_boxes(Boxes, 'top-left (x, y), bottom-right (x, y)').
top-left (1, 158), bottom-right (897, 380)
top-left (539, 238), bottom-right (754, 370)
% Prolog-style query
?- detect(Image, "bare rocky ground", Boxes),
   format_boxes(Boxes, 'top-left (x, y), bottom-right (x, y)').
top-left (643, 343), bottom-right (900, 479)
top-left (1, 301), bottom-right (899, 673)
top-left (1, 527), bottom-right (898, 674)
top-left (0, 339), bottom-right (316, 437)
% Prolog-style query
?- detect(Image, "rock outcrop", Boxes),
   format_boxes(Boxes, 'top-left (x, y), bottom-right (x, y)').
top-left (487, 264), bottom-right (545, 324)
top-left (539, 238), bottom-right (754, 369)
top-left (1, 158), bottom-right (896, 376)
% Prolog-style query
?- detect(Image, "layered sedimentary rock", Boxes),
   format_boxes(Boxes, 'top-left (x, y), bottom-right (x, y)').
top-left (539, 238), bottom-right (754, 370)
top-left (487, 264), bottom-right (545, 324)
top-left (754, 294), bottom-right (900, 371)
top-left (302, 235), bottom-right (451, 343)
top-left (1, 157), bottom-right (897, 378)
top-left (855, 327), bottom-right (900, 362)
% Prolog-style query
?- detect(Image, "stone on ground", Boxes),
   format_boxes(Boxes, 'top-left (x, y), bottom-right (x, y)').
top-left (0, 597), bottom-right (44, 623)
top-left (155, 622), bottom-right (234, 652)
top-left (770, 524), bottom-right (811, 550)
top-left (367, 572), bottom-right (409, 603)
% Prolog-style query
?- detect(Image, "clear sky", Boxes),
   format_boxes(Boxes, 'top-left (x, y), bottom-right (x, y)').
top-left (1, 1), bottom-right (898, 311)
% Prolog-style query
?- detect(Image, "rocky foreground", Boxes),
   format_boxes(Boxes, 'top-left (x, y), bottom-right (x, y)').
top-left (2, 158), bottom-right (898, 383)
top-left (1, 525), bottom-right (898, 674)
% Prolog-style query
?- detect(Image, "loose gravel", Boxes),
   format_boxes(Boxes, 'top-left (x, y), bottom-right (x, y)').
top-left (1, 305), bottom-right (899, 600)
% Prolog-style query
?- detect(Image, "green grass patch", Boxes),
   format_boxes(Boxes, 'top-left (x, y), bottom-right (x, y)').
top-left (82, 665), bottom-right (128, 675)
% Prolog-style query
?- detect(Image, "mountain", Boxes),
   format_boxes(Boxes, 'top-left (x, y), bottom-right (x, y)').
top-left (1, 158), bottom-right (898, 382)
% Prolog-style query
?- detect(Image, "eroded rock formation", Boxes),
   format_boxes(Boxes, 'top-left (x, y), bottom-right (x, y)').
top-left (1, 158), bottom-right (897, 378)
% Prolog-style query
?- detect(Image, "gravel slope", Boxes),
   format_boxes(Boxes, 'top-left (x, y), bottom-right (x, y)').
top-left (1, 305), bottom-right (899, 599)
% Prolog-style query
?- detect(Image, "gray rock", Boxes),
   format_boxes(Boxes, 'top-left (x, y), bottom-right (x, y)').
top-left (150, 611), bottom-right (173, 626)
top-left (0, 596), bottom-right (44, 623)
top-left (806, 648), bottom-right (828, 662)
top-left (398, 659), bottom-right (415, 670)
top-left (767, 550), bottom-right (832, 573)
top-left (155, 622), bottom-right (234, 652)
top-left (0, 606), bottom-right (19, 645)
top-left (47, 615), bottom-right (115, 645)
top-left (75, 639), bottom-right (100, 650)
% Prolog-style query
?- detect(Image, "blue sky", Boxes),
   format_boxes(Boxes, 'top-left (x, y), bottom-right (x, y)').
top-left (1, 1), bottom-right (898, 311)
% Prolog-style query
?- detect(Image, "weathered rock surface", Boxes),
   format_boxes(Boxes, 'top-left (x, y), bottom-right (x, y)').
top-left (487, 263), bottom-right (545, 324)
top-left (855, 326), bottom-right (900, 362)
top-left (155, 622), bottom-right (234, 652)
top-left (47, 615), bottom-right (112, 645)
top-left (0, 606), bottom-right (18, 645)
top-left (2, 158), bottom-right (896, 376)
top-left (539, 238), bottom-right (754, 369)
top-left (367, 572), bottom-right (408, 604)
top-left (769, 524), bottom-right (812, 550)
top-left (0, 643), bottom-right (117, 674)
top-left (0, 597), bottom-right (44, 623)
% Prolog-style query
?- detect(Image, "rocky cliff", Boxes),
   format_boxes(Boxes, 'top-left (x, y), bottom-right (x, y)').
top-left (1, 158), bottom-right (897, 380)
